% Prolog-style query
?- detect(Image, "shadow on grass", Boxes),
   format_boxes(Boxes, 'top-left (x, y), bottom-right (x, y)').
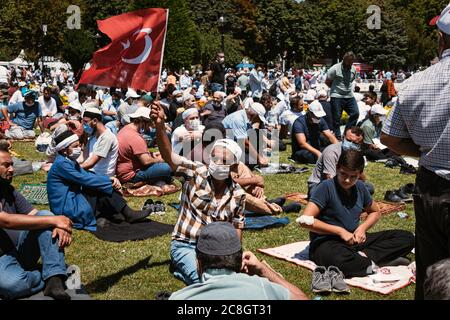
top-left (85, 256), bottom-right (170, 294)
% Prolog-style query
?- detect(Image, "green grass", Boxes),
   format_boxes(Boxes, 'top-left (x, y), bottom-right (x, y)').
top-left (10, 141), bottom-right (416, 300)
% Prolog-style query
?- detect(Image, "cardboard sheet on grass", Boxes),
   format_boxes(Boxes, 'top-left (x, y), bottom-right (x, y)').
top-left (258, 241), bottom-right (415, 295)
top-left (122, 183), bottom-right (180, 197)
top-left (168, 203), bottom-right (289, 230)
top-left (18, 183), bottom-right (48, 205)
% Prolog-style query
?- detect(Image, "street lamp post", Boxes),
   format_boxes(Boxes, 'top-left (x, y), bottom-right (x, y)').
top-left (337, 45), bottom-right (341, 64)
top-left (41, 24), bottom-right (47, 77)
top-left (219, 16), bottom-right (225, 54)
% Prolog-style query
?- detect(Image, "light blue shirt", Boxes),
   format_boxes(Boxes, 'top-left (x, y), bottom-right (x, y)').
top-left (249, 69), bottom-right (263, 98)
top-left (326, 62), bottom-right (357, 98)
top-left (382, 49), bottom-right (450, 180)
top-left (6, 101), bottom-right (42, 130)
top-left (222, 109), bottom-right (250, 140)
top-left (169, 269), bottom-right (290, 300)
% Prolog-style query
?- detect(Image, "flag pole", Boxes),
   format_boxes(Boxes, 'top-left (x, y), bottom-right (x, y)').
top-left (156, 8), bottom-right (169, 101)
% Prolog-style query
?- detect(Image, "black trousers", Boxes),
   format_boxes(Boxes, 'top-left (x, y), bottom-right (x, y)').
top-left (413, 167), bottom-right (450, 300)
top-left (82, 190), bottom-right (127, 220)
top-left (310, 230), bottom-right (414, 278)
top-left (363, 148), bottom-right (397, 161)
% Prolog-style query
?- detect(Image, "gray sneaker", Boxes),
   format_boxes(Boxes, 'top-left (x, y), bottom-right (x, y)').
top-left (311, 266), bottom-right (332, 293)
top-left (328, 266), bottom-right (350, 293)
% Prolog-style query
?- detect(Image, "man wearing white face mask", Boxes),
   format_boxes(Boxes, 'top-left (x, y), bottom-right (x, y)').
top-left (291, 100), bottom-right (338, 164)
top-left (151, 102), bottom-right (246, 286)
top-left (171, 108), bottom-right (205, 156)
top-left (47, 130), bottom-right (158, 231)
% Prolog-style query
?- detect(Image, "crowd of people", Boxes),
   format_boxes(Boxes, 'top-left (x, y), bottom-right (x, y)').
top-left (0, 3), bottom-right (450, 301)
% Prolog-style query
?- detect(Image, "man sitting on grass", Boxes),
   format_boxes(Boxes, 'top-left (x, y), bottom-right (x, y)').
top-left (2, 90), bottom-right (44, 140)
top-left (307, 127), bottom-right (374, 198)
top-left (152, 102), bottom-right (246, 285)
top-left (0, 149), bottom-right (73, 300)
top-left (80, 108), bottom-right (118, 177)
top-left (298, 149), bottom-right (414, 278)
top-left (47, 130), bottom-right (156, 231)
top-left (169, 222), bottom-right (308, 300)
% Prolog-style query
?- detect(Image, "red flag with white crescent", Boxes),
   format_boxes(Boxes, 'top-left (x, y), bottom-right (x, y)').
top-left (79, 8), bottom-right (168, 92)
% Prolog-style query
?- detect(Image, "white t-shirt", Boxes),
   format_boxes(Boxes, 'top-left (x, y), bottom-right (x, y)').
top-left (9, 90), bottom-right (24, 104)
top-left (86, 130), bottom-right (119, 177)
top-left (38, 96), bottom-right (57, 117)
top-left (171, 124), bottom-right (205, 155)
top-left (0, 66), bottom-right (9, 83)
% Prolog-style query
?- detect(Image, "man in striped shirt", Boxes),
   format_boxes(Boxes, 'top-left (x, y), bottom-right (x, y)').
top-left (381, 4), bottom-right (450, 300)
top-left (152, 102), bottom-right (246, 285)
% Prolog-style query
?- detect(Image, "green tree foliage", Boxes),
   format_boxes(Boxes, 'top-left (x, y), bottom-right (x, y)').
top-left (0, 0), bottom-right (448, 74)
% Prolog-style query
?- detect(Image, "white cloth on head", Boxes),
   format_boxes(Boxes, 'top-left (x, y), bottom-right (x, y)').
top-left (182, 108), bottom-right (198, 120)
top-left (55, 134), bottom-right (79, 152)
top-left (211, 139), bottom-right (243, 164)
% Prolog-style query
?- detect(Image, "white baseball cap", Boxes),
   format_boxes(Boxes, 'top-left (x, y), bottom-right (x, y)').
top-left (250, 102), bottom-right (267, 124)
top-left (308, 100), bottom-right (326, 118)
top-left (68, 101), bottom-right (83, 112)
top-left (125, 88), bottom-right (140, 99)
top-left (371, 104), bottom-right (388, 116)
top-left (83, 107), bottom-right (102, 117)
top-left (129, 107), bottom-right (151, 120)
top-left (431, 4), bottom-right (450, 35)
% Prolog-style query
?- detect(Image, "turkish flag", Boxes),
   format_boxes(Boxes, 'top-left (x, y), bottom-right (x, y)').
top-left (79, 8), bottom-right (168, 92)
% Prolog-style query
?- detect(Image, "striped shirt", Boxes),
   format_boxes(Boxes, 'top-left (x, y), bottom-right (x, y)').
top-left (382, 49), bottom-right (450, 180)
top-left (172, 157), bottom-right (246, 243)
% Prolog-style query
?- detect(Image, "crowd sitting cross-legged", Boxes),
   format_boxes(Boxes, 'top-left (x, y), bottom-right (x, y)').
top-left (6, 40), bottom-right (447, 301)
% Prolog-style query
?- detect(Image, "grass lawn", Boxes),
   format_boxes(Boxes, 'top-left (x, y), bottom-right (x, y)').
top-left (10, 141), bottom-right (416, 300)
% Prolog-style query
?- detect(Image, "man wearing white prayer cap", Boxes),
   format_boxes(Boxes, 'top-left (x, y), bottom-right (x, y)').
top-left (171, 108), bottom-right (205, 156)
top-left (150, 101), bottom-right (247, 286)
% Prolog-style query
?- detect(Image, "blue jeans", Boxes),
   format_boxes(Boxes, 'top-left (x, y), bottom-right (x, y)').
top-left (170, 240), bottom-right (199, 285)
top-left (0, 210), bottom-right (67, 299)
top-left (105, 121), bottom-right (119, 135)
top-left (292, 149), bottom-right (318, 164)
top-left (130, 162), bottom-right (172, 184)
top-left (102, 115), bottom-right (117, 124)
top-left (210, 83), bottom-right (224, 93)
top-left (330, 97), bottom-right (359, 139)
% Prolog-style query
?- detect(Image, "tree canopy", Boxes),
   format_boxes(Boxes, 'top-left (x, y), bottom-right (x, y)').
top-left (0, 0), bottom-right (447, 75)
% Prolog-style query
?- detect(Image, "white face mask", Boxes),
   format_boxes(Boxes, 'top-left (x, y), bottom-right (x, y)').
top-left (68, 147), bottom-right (82, 161)
top-left (176, 97), bottom-right (183, 104)
top-left (208, 161), bottom-right (230, 180)
top-left (188, 119), bottom-right (200, 131)
top-left (219, 58), bottom-right (225, 63)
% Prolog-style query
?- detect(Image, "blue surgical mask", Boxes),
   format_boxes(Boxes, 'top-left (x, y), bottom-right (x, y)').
top-left (83, 124), bottom-right (94, 136)
top-left (342, 139), bottom-right (361, 151)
